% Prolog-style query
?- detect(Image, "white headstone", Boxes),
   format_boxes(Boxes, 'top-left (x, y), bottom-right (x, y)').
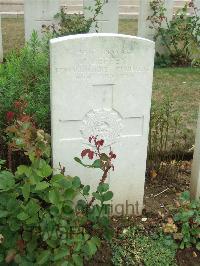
top-left (0, 16), bottom-right (3, 63)
top-left (194, 0), bottom-right (200, 14)
top-left (191, 107), bottom-right (200, 200)
top-left (138, 0), bottom-right (173, 43)
top-left (24, 0), bottom-right (60, 41)
top-left (83, 0), bottom-right (119, 33)
top-left (50, 33), bottom-right (155, 215)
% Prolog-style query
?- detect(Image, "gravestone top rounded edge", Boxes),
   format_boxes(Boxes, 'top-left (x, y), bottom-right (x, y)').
top-left (50, 33), bottom-right (155, 48)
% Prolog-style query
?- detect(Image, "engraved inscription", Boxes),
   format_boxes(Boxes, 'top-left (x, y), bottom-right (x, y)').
top-left (56, 46), bottom-right (151, 80)
top-left (80, 109), bottom-right (123, 146)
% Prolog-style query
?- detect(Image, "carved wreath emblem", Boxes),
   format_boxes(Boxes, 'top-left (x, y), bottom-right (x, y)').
top-left (80, 109), bottom-right (123, 146)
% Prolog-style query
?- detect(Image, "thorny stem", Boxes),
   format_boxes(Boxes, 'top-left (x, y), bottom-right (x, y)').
top-left (88, 165), bottom-right (111, 208)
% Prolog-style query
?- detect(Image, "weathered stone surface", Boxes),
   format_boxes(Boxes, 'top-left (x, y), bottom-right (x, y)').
top-left (138, 0), bottom-right (173, 53)
top-left (50, 33), bottom-right (155, 215)
top-left (83, 0), bottom-right (119, 33)
top-left (191, 107), bottom-right (200, 200)
top-left (24, 0), bottom-right (60, 40)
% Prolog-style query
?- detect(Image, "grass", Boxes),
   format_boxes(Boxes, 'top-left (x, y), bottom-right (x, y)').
top-left (153, 67), bottom-right (200, 133)
top-left (119, 19), bottom-right (138, 35)
top-left (111, 227), bottom-right (177, 266)
top-left (2, 17), bottom-right (24, 55)
top-left (1, 18), bottom-right (137, 56)
top-left (1, 18), bottom-right (200, 136)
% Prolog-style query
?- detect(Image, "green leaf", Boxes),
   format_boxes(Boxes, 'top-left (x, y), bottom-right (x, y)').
top-left (76, 199), bottom-right (87, 211)
top-left (51, 175), bottom-right (72, 189)
top-left (180, 241), bottom-right (185, 249)
top-left (27, 238), bottom-right (37, 253)
top-left (35, 181), bottom-right (49, 191)
top-left (72, 176), bottom-right (81, 188)
top-left (91, 159), bottom-right (101, 168)
top-left (37, 250), bottom-right (51, 265)
top-left (0, 171), bottom-right (15, 191)
top-left (0, 210), bottom-right (9, 218)
top-left (22, 183), bottom-right (30, 201)
top-left (86, 237), bottom-right (100, 257)
top-left (83, 185), bottom-right (90, 195)
top-left (16, 165), bottom-right (30, 176)
top-left (97, 183), bottom-right (109, 193)
top-left (54, 248), bottom-right (69, 261)
top-left (36, 161), bottom-right (52, 177)
top-left (0, 160), bottom-right (5, 166)
top-left (26, 200), bottom-right (40, 216)
top-left (17, 212), bottom-right (29, 221)
top-left (51, 174), bottom-right (64, 184)
top-left (91, 236), bottom-right (101, 248)
top-left (74, 157), bottom-right (101, 169)
top-left (92, 192), bottom-right (102, 201)
top-left (40, 164), bottom-right (52, 177)
top-left (30, 173), bottom-right (42, 185)
top-left (64, 188), bottom-right (76, 200)
top-left (74, 157), bottom-right (84, 165)
top-left (61, 262), bottom-right (69, 266)
top-left (196, 242), bottom-right (200, 251)
top-left (49, 189), bottom-right (60, 206)
top-left (102, 191), bottom-right (113, 201)
top-left (180, 191), bottom-right (190, 202)
top-left (72, 254), bottom-right (83, 266)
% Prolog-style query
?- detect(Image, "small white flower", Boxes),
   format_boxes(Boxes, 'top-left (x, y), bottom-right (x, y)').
top-left (123, 229), bottom-right (128, 234)
top-left (141, 217), bottom-right (147, 222)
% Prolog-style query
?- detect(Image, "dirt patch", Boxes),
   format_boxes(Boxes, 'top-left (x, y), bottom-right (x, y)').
top-left (144, 166), bottom-right (191, 215)
top-left (88, 162), bottom-right (200, 265)
top-left (176, 248), bottom-right (200, 266)
top-left (86, 241), bottom-right (112, 266)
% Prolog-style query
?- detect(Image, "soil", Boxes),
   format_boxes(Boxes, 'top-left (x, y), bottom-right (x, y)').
top-left (176, 248), bottom-right (200, 266)
top-left (86, 161), bottom-right (200, 266)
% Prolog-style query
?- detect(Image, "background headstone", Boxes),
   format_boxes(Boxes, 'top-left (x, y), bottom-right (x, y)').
top-left (24, 0), bottom-right (60, 41)
top-left (50, 33), bottom-right (155, 215)
top-left (191, 107), bottom-right (200, 200)
top-left (0, 16), bottom-right (3, 63)
top-left (83, 0), bottom-right (119, 33)
top-left (194, 0), bottom-right (200, 14)
top-left (138, 0), bottom-right (173, 53)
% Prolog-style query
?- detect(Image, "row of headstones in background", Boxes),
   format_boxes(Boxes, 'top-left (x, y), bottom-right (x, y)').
top-left (24, 0), bottom-right (119, 41)
top-left (138, 0), bottom-right (173, 40)
top-left (84, 0), bottom-right (119, 33)
top-left (24, 0), bottom-right (60, 41)
top-left (24, 0), bottom-right (196, 43)
top-left (51, 33), bottom-right (155, 215)
top-left (0, 0), bottom-right (170, 62)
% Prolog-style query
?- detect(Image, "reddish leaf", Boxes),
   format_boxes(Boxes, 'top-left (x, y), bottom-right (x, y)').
top-left (6, 111), bottom-right (15, 122)
top-left (109, 151), bottom-right (116, 159)
top-left (88, 150), bottom-right (94, 160)
top-left (81, 149), bottom-right (90, 158)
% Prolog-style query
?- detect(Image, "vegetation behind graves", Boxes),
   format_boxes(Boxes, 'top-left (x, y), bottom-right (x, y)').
top-left (0, 100), bottom-right (115, 265)
top-left (163, 191), bottom-right (200, 250)
top-left (148, 0), bottom-right (200, 67)
top-left (147, 96), bottom-right (194, 179)
top-left (111, 226), bottom-right (177, 266)
top-left (43, 0), bottom-right (105, 37)
top-left (0, 33), bottom-right (50, 133)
